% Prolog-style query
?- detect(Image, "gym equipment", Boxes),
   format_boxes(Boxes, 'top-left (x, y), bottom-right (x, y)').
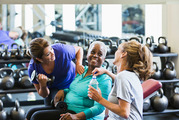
top-left (11, 43), bottom-right (19, 56)
top-left (0, 43), bottom-right (6, 59)
top-left (10, 99), bottom-right (25, 120)
top-left (170, 85), bottom-right (179, 109)
top-left (163, 60), bottom-right (177, 80)
top-left (0, 100), bottom-right (7, 120)
top-left (31, 70), bottom-right (54, 86)
top-left (158, 36), bottom-right (168, 53)
top-left (0, 93), bottom-right (13, 102)
top-left (151, 62), bottom-right (162, 80)
top-left (102, 60), bottom-right (109, 69)
top-left (117, 39), bottom-right (128, 46)
top-left (142, 79), bottom-right (162, 101)
top-left (143, 99), bottom-right (151, 112)
top-left (151, 88), bottom-right (168, 112)
top-left (112, 65), bottom-right (117, 74)
top-left (51, 32), bottom-right (81, 43)
top-left (15, 45), bottom-right (24, 60)
top-left (145, 37), bottom-right (155, 52)
top-left (18, 67), bottom-right (32, 88)
top-left (2, 45), bottom-right (11, 60)
top-left (77, 39), bottom-right (88, 55)
top-left (137, 36), bottom-right (144, 44)
top-left (51, 99), bottom-right (68, 112)
top-left (0, 67), bottom-right (14, 89)
top-left (100, 39), bottom-right (112, 55)
top-left (129, 37), bottom-right (143, 44)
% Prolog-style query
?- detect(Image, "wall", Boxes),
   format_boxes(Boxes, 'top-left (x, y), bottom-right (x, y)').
top-left (165, 3), bottom-right (179, 76)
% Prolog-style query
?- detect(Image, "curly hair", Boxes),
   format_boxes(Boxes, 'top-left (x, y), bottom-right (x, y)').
top-left (122, 40), bottom-right (154, 81)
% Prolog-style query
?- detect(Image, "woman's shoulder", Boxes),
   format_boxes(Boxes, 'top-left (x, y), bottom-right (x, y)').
top-left (97, 73), bottom-right (112, 82)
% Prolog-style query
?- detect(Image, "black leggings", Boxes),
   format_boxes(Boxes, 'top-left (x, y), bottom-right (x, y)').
top-left (26, 106), bottom-right (76, 120)
top-left (44, 88), bottom-right (59, 106)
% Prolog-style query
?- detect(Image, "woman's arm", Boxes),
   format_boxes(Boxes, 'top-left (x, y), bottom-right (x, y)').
top-left (74, 46), bottom-right (84, 75)
top-left (33, 74), bottom-right (50, 98)
top-left (88, 86), bottom-right (130, 119)
top-left (92, 68), bottom-right (116, 81)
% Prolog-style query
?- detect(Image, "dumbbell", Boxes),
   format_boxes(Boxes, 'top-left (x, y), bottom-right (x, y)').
top-left (51, 99), bottom-right (67, 112)
top-left (30, 70), bottom-right (55, 86)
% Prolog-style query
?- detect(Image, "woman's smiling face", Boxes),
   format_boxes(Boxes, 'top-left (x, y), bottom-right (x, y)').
top-left (87, 43), bottom-right (105, 68)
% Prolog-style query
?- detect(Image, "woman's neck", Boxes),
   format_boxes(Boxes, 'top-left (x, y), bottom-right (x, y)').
top-left (84, 66), bottom-right (95, 77)
top-left (41, 61), bottom-right (55, 74)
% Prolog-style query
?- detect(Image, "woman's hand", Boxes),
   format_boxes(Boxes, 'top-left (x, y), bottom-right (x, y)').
top-left (37, 74), bottom-right (48, 87)
top-left (54, 90), bottom-right (65, 106)
top-left (59, 113), bottom-right (78, 120)
top-left (92, 68), bottom-right (107, 76)
top-left (76, 64), bottom-right (84, 75)
top-left (88, 86), bottom-right (103, 103)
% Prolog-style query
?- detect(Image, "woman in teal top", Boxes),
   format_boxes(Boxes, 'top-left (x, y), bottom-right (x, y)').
top-left (26, 41), bottom-right (112, 120)
top-left (62, 66), bottom-right (112, 119)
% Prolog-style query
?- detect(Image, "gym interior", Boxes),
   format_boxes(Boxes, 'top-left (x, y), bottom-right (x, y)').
top-left (0, 0), bottom-right (179, 120)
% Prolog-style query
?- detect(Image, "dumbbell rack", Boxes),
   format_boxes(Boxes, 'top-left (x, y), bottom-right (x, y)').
top-left (144, 52), bottom-right (179, 116)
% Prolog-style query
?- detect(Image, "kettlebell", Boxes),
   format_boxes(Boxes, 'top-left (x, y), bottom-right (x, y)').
top-left (0, 43), bottom-right (6, 59)
top-left (15, 45), bottom-right (24, 59)
top-left (145, 37), bottom-right (155, 52)
top-left (0, 100), bottom-right (7, 120)
top-left (151, 62), bottom-right (162, 80)
top-left (163, 61), bottom-right (177, 80)
top-left (143, 99), bottom-right (151, 112)
top-left (112, 65), bottom-right (117, 74)
top-left (117, 39), bottom-right (128, 46)
top-left (158, 36), bottom-right (168, 53)
top-left (151, 88), bottom-right (168, 112)
top-left (18, 67), bottom-right (32, 88)
top-left (11, 43), bottom-right (19, 56)
top-left (129, 37), bottom-right (142, 44)
top-left (77, 39), bottom-right (88, 55)
top-left (10, 99), bottom-right (25, 120)
top-left (100, 39), bottom-right (112, 55)
top-left (170, 85), bottom-right (179, 109)
top-left (137, 36), bottom-right (144, 44)
top-left (0, 67), bottom-right (15, 89)
top-left (102, 60), bottom-right (109, 69)
top-left (2, 45), bottom-right (11, 60)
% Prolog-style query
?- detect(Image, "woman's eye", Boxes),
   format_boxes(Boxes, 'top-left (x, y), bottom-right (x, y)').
top-left (98, 53), bottom-right (102, 56)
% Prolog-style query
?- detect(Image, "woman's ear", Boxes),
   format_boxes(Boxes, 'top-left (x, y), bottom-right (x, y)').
top-left (121, 51), bottom-right (127, 58)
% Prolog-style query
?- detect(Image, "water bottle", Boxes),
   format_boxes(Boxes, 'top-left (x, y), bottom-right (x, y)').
top-left (89, 75), bottom-right (98, 90)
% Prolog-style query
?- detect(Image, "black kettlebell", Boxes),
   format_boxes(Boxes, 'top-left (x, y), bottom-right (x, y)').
top-left (0, 100), bottom-right (7, 120)
top-left (77, 39), bottom-right (88, 55)
top-left (145, 37), bottom-right (155, 52)
top-left (102, 60), bottom-right (109, 69)
top-left (11, 43), bottom-right (19, 56)
top-left (151, 88), bottom-right (168, 112)
top-left (2, 45), bottom-right (11, 60)
top-left (0, 43), bottom-right (6, 59)
top-left (15, 45), bottom-right (24, 59)
top-left (151, 62), bottom-right (162, 80)
top-left (117, 39), bottom-right (128, 46)
top-left (129, 37), bottom-right (142, 44)
top-left (18, 67), bottom-right (32, 88)
top-left (0, 67), bottom-right (15, 89)
top-left (170, 85), bottom-right (179, 109)
top-left (137, 36), bottom-right (144, 44)
top-left (10, 99), bottom-right (25, 120)
top-left (143, 99), bottom-right (151, 112)
top-left (158, 36), bottom-right (168, 53)
top-left (0, 93), bottom-right (13, 102)
top-left (100, 39), bottom-right (112, 55)
top-left (163, 61), bottom-right (177, 80)
top-left (112, 65), bottom-right (117, 74)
